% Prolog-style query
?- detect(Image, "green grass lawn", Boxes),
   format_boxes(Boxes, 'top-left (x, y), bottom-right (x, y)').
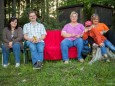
top-left (0, 53), bottom-right (115, 86)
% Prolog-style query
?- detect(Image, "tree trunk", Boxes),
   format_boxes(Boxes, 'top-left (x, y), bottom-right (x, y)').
top-left (46, 0), bottom-right (49, 23)
top-left (17, 0), bottom-right (20, 18)
top-left (12, 0), bottom-right (16, 17)
top-left (0, 0), bottom-right (5, 43)
top-left (8, 0), bottom-right (10, 20)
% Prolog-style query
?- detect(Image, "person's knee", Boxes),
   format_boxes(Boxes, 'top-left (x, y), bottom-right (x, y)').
top-left (61, 39), bottom-right (68, 47)
top-left (77, 38), bottom-right (83, 43)
top-left (12, 43), bottom-right (20, 49)
top-left (74, 38), bottom-right (83, 46)
top-left (29, 45), bottom-right (36, 52)
top-left (38, 46), bottom-right (44, 53)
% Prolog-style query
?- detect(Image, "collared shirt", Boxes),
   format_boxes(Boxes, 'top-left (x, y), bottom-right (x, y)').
top-left (23, 22), bottom-right (47, 42)
top-left (62, 23), bottom-right (84, 40)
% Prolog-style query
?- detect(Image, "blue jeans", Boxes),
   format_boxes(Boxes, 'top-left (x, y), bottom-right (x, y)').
top-left (2, 43), bottom-right (21, 65)
top-left (101, 40), bottom-right (115, 55)
top-left (61, 38), bottom-right (83, 61)
top-left (26, 41), bottom-right (45, 65)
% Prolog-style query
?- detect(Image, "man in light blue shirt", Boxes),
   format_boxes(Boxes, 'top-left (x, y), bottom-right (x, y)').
top-left (23, 11), bottom-right (47, 69)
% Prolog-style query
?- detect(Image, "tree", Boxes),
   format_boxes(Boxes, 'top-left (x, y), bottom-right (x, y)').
top-left (0, 0), bottom-right (4, 42)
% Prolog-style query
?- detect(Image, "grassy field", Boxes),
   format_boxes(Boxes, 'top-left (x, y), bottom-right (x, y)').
top-left (0, 53), bottom-right (115, 86)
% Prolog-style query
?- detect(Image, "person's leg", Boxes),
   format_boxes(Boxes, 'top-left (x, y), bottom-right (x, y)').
top-left (100, 44), bottom-right (110, 62)
top-left (74, 38), bottom-right (83, 60)
top-left (61, 39), bottom-right (73, 61)
top-left (104, 40), bottom-right (115, 52)
top-left (12, 43), bottom-right (21, 64)
top-left (26, 41), bottom-right (39, 65)
top-left (1, 45), bottom-right (10, 65)
top-left (100, 44), bottom-right (107, 56)
top-left (36, 42), bottom-right (45, 62)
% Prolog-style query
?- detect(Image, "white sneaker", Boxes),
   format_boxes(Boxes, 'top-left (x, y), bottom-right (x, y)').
top-left (15, 63), bottom-right (20, 67)
top-left (3, 64), bottom-right (8, 68)
top-left (3, 63), bottom-right (10, 68)
top-left (64, 60), bottom-right (69, 64)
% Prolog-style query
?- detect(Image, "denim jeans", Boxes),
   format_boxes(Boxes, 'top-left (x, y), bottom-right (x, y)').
top-left (61, 38), bottom-right (83, 61)
top-left (26, 41), bottom-right (45, 65)
top-left (2, 43), bottom-right (21, 65)
top-left (101, 40), bottom-right (115, 55)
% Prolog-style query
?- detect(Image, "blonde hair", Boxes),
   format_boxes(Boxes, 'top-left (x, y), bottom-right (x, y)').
top-left (70, 11), bottom-right (78, 17)
top-left (91, 13), bottom-right (100, 22)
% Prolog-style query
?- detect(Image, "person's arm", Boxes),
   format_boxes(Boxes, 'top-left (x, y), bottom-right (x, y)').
top-left (35, 24), bottom-right (47, 43)
top-left (39, 34), bottom-right (46, 41)
top-left (103, 23), bottom-right (109, 31)
top-left (12, 27), bottom-right (23, 43)
top-left (2, 28), bottom-right (10, 43)
top-left (78, 24), bottom-right (85, 38)
top-left (101, 23), bottom-right (109, 34)
top-left (92, 28), bottom-right (104, 46)
top-left (24, 34), bottom-right (34, 42)
top-left (61, 31), bottom-right (76, 38)
top-left (82, 32), bottom-right (88, 40)
top-left (61, 24), bottom-right (76, 38)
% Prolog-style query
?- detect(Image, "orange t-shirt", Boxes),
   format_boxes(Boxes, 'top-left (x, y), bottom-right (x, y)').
top-left (95, 23), bottom-right (109, 33)
top-left (83, 28), bottom-right (106, 45)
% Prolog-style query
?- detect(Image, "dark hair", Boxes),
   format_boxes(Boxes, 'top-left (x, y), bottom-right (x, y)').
top-left (8, 17), bottom-right (19, 30)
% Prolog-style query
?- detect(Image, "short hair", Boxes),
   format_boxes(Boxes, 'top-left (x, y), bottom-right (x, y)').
top-left (91, 13), bottom-right (100, 21)
top-left (70, 11), bottom-right (78, 17)
top-left (28, 10), bottom-right (37, 16)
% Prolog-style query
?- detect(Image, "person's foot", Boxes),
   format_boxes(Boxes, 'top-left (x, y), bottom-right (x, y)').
top-left (3, 63), bottom-right (10, 68)
top-left (78, 58), bottom-right (85, 63)
top-left (3, 64), bottom-right (8, 68)
top-left (15, 63), bottom-right (20, 67)
top-left (63, 60), bottom-right (69, 64)
top-left (104, 58), bottom-right (110, 62)
top-left (103, 54), bottom-right (110, 62)
top-left (33, 61), bottom-right (43, 69)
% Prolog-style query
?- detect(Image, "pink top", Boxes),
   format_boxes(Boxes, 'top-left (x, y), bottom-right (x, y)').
top-left (62, 23), bottom-right (84, 40)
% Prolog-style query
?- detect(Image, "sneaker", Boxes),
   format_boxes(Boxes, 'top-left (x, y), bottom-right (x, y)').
top-left (63, 60), bottom-right (69, 64)
top-left (104, 58), bottom-right (110, 62)
top-left (3, 63), bottom-right (10, 68)
top-left (33, 61), bottom-right (42, 69)
top-left (3, 64), bottom-right (8, 68)
top-left (15, 63), bottom-right (20, 67)
top-left (79, 58), bottom-right (85, 63)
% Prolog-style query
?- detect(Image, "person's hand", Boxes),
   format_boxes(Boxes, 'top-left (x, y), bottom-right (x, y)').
top-left (34, 38), bottom-right (41, 43)
top-left (71, 34), bottom-right (76, 37)
top-left (85, 28), bottom-right (89, 32)
top-left (99, 43), bottom-right (104, 47)
top-left (91, 25), bottom-right (95, 28)
top-left (28, 38), bottom-right (34, 42)
top-left (8, 42), bottom-right (12, 48)
top-left (76, 35), bottom-right (81, 38)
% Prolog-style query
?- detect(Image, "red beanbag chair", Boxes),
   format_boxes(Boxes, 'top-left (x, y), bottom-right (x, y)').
top-left (44, 30), bottom-right (78, 60)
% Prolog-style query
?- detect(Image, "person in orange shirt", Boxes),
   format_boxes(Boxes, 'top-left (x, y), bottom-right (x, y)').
top-left (91, 13), bottom-right (109, 35)
top-left (83, 21), bottom-right (115, 60)
top-left (91, 13), bottom-right (115, 46)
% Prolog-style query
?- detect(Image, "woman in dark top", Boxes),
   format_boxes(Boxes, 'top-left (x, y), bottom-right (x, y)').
top-left (2, 17), bottom-right (23, 68)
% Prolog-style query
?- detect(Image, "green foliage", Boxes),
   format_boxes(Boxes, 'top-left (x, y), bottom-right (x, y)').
top-left (43, 17), bottom-right (66, 30)
top-left (5, 0), bottom-right (115, 29)
top-left (19, 9), bottom-right (30, 27)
